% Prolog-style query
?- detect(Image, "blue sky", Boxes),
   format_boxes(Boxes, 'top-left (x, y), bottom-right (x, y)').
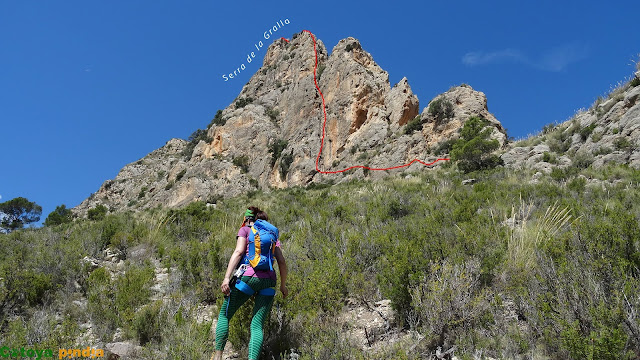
top-left (1, 0), bottom-right (638, 225)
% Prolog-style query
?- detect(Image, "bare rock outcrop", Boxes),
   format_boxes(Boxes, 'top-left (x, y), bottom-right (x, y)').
top-left (386, 77), bottom-right (420, 128)
top-left (421, 84), bottom-right (507, 149)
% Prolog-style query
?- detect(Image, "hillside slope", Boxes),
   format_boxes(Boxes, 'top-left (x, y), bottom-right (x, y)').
top-left (3, 164), bottom-right (640, 359)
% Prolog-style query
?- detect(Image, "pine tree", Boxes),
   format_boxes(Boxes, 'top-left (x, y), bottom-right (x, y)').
top-left (450, 116), bottom-right (503, 173)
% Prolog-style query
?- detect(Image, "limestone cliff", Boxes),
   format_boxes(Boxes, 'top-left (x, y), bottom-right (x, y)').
top-left (74, 32), bottom-right (506, 214)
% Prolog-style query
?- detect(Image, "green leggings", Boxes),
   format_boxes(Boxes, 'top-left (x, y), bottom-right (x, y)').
top-left (214, 276), bottom-right (276, 360)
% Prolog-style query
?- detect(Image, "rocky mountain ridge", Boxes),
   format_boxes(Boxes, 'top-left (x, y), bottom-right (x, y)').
top-left (502, 71), bottom-right (640, 175)
top-left (74, 31), bottom-right (506, 215)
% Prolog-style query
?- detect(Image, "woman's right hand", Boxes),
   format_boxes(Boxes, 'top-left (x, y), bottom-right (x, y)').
top-left (280, 284), bottom-right (288, 298)
top-left (221, 277), bottom-right (231, 296)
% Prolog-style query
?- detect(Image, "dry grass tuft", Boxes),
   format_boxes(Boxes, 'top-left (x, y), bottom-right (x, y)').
top-left (507, 196), bottom-right (574, 269)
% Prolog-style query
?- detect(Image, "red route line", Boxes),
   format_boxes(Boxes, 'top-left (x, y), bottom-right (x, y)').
top-left (296, 30), bottom-right (450, 174)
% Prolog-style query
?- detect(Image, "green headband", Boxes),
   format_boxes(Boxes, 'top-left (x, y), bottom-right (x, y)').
top-left (244, 209), bottom-right (254, 218)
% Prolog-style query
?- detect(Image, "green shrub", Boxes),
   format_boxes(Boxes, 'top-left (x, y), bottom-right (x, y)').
top-left (453, 197), bottom-right (478, 222)
top-left (134, 300), bottom-right (166, 345)
top-left (110, 230), bottom-right (133, 258)
top-left (567, 176), bottom-right (587, 192)
top-left (404, 115), bottom-right (423, 135)
top-left (268, 140), bottom-right (288, 167)
top-left (233, 155), bottom-right (250, 173)
top-left (572, 151), bottom-right (593, 169)
top-left (162, 320), bottom-right (212, 360)
top-left (265, 107), bottom-right (280, 122)
top-left (165, 181), bottom-right (174, 190)
top-left (87, 262), bottom-right (155, 340)
top-left (280, 153), bottom-right (294, 179)
top-left (614, 137), bottom-right (633, 151)
top-left (542, 152), bottom-right (557, 164)
top-left (450, 116), bottom-right (502, 173)
top-left (235, 97), bottom-right (254, 109)
top-left (99, 215), bottom-right (125, 249)
top-left (167, 201), bottom-right (212, 225)
top-left (86, 267), bottom-right (117, 337)
top-left (209, 109), bottom-right (225, 127)
top-left (630, 77), bottom-right (640, 87)
top-left (579, 123), bottom-right (597, 140)
top-left (182, 128), bottom-right (212, 160)
top-left (547, 127), bottom-right (573, 154)
top-left (548, 138), bottom-right (570, 154)
top-left (345, 43), bottom-right (354, 52)
top-left (379, 239), bottom-right (419, 328)
top-left (542, 123), bottom-right (556, 134)
top-left (434, 138), bottom-right (457, 155)
top-left (176, 169), bottom-right (187, 182)
top-left (594, 146), bottom-right (612, 156)
top-left (410, 260), bottom-right (492, 347)
top-left (44, 205), bottom-right (74, 226)
top-left (3, 270), bottom-right (53, 308)
top-left (550, 167), bottom-right (566, 181)
top-left (138, 186), bottom-right (148, 199)
top-left (114, 263), bottom-right (154, 325)
top-left (387, 199), bottom-right (409, 219)
top-left (317, 64), bottom-right (326, 82)
top-left (428, 97), bottom-right (454, 125)
top-left (591, 130), bottom-right (604, 142)
top-left (88, 205), bottom-right (108, 221)
top-left (560, 319), bottom-right (632, 360)
top-left (187, 129), bottom-right (211, 144)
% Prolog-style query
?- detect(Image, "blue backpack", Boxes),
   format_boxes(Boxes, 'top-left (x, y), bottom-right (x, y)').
top-left (246, 219), bottom-right (279, 271)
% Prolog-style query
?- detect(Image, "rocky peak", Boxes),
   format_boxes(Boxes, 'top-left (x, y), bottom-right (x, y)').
top-left (74, 32), bottom-right (506, 215)
top-left (421, 84), bottom-right (507, 149)
top-left (386, 78), bottom-right (420, 127)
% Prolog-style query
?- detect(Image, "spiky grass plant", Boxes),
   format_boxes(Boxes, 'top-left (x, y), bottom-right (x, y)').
top-left (507, 198), bottom-right (573, 269)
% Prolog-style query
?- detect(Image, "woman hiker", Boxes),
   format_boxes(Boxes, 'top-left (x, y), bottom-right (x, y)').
top-left (212, 207), bottom-right (288, 360)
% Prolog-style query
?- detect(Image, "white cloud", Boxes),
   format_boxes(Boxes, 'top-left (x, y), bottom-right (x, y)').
top-left (462, 48), bottom-right (526, 66)
top-left (462, 43), bottom-right (589, 72)
top-left (536, 43), bottom-right (589, 72)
